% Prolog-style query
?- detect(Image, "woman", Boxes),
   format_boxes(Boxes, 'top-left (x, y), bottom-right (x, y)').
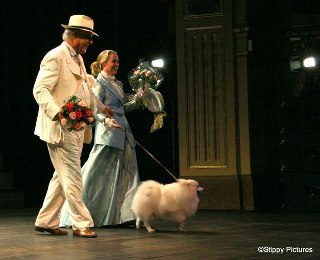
top-left (60, 50), bottom-right (140, 227)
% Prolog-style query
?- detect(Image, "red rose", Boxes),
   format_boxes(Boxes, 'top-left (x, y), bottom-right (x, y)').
top-left (85, 109), bottom-right (92, 116)
top-left (66, 102), bottom-right (74, 112)
top-left (75, 111), bottom-right (83, 119)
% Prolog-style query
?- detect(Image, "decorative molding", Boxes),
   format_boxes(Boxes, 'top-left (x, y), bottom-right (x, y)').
top-left (185, 0), bottom-right (222, 17)
top-left (233, 24), bottom-right (249, 34)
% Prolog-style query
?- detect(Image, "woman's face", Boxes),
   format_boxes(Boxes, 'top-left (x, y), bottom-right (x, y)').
top-left (103, 53), bottom-right (119, 76)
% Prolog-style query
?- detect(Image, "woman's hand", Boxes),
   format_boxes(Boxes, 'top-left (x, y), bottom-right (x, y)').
top-left (104, 118), bottom-right (121, 129)
top-left (136, 87), bottom-right (144, 97)
top-left (102, 106), bottom-right (114, 118)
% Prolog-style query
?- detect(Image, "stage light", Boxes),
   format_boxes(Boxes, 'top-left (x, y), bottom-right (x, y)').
top-left (151, 59), bottom-right (164, 68)
top-left (303, 57), bottom-right (316, 68)
top-left (290, 56), bottom-right (318, 72)
top-left (139, 58), bottom-right (165, 69)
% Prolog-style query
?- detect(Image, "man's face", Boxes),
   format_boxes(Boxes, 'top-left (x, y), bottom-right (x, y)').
top-left (72, 30), bottom-right (93, 54)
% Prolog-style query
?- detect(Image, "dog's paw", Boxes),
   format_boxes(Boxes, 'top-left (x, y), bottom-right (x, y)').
top-left (178, 223), bottom-right (186, 232)
top-left (146, 225), bottom-right (156, 232)
top-left (136, 218), bottom-right (142, 229)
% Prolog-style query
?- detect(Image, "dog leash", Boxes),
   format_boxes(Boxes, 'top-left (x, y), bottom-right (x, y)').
top-left (135, 140), bottom-right (178, 181)
top-left (113, 124), bottom-right (178, 181)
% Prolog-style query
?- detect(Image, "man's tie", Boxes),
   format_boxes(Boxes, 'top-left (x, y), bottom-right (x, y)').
top-left (73, 54), bottom-right (82, 75)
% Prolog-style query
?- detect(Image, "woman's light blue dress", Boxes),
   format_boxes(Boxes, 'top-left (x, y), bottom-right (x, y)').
top-left (59, 72), bottom-right (140, 227)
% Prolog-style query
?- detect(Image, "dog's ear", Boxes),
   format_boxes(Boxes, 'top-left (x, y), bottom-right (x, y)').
top-left (186, 179), bottom-right (204, 192)
top-left (186, 179), bottom-right (198, 186)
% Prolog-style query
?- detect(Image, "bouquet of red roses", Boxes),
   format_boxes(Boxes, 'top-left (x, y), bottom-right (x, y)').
top-left (60, 95), bottom-right (95, 131)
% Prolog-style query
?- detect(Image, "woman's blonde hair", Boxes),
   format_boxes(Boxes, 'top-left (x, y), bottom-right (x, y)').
top-left (90, 50), bottom-right (117, 77)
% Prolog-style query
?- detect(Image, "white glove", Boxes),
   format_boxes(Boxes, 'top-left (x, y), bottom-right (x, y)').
top-left (103, 118), bottom-right (121, 129)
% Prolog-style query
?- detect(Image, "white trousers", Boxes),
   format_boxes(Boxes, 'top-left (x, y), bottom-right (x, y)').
top-left (35, 130), bottom-right (94, 230)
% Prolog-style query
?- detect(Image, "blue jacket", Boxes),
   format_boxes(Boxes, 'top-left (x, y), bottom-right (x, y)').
top-left (93, 73), bottom-right (135, 150)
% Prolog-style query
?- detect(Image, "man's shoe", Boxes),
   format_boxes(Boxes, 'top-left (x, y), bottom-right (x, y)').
top-left (35, 226), bottom-right (68, 235)
top-left (73, 228), bottom-right (97, 238)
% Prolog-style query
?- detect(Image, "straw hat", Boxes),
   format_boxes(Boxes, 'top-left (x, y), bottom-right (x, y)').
top-left (61, 15), bottom-right (99, 36)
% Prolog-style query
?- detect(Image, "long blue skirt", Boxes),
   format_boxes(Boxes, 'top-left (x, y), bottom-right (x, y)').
top-left (60, 140), bottom-right (140, 227)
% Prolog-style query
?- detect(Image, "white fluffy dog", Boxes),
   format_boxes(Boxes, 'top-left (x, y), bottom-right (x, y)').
top-left (131, 179), bottom-right (204, 232)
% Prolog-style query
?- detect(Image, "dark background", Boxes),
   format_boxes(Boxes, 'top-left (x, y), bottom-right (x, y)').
top-left (0, 0), bottom-right (177, 207)
top-left (4, 0), bottom-right (320, 211)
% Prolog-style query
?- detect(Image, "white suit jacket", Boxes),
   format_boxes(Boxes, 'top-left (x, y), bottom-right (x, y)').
top-left (33, 42), bottom-right (105, 144)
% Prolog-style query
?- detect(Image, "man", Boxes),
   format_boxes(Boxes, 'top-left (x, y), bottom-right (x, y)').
top-left (33, 15), bottom-right (118, 238)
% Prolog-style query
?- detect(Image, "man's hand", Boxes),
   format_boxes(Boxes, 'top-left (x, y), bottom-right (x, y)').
top-left (102, 106), bottom-right (114, 118)
top-left (55, 108), bottom-right (65, 122)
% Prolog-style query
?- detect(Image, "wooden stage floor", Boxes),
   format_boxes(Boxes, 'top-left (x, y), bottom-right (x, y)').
top-left (0, 208), bottom-right (319, 259)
